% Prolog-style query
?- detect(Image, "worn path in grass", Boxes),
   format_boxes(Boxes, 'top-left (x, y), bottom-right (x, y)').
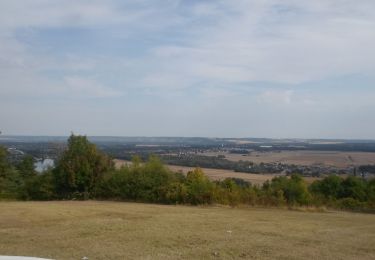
top-left (0, 201), bottom-right (374, 260)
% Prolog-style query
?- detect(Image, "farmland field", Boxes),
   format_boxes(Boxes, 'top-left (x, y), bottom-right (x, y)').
top-left (166, 164), bottom-right (321, 184)
top-left (167, 164), bottom-right (281, 185)
top-left (201, 151), bottom-right (375, 168)
top-left (114, 159), bottom-right (320, 185)
top-left (114, 159), bottom-right (278, 184)
top-left (0, 201), bottom-right (374, 260)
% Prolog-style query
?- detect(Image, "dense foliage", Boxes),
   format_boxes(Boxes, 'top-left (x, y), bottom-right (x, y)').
top-left (0, 136), bottom-right (374, 212)
top-left (53, 134), bottom-right (113, 199)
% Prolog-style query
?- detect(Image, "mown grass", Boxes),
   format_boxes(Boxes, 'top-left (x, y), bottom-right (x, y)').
top-left (0, 201), bottom-right (374, 259)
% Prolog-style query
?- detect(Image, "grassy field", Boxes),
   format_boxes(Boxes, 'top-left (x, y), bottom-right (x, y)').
top-left (1, 202), bottom-right (375, 260)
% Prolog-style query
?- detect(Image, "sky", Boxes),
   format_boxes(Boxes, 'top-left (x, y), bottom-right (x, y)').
top-left (0, 0), bottom-right (375, 139)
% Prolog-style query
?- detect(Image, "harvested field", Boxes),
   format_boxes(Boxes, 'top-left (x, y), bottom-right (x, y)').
top-left (0, 201), bottom-right (375, 260)
top-left (113, 159), bottom-right (294, 185)
top-left (202, 151), bottom-right (375, 168)
top-left (167, 165), bottom-right (280, 185)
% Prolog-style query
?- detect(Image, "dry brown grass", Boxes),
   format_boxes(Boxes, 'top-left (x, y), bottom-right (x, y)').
top-left (1, 201), bottom-right (375, 260)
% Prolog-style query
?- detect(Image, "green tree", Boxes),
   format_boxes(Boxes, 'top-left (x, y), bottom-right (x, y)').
top-left (339, 176), bottom-right (367, 202)
top-left (141, 155), bottom-right (174, 202)
top-left (0, 146), bottom-right (9, 175)
top-left (17, 155), bottom-right (36, 179)
top-left (366, 179), bottom-right (375, 207)
top-left (54, 134), bottom-right (113, 199)
top-left (216, 178), bottom-right (242, 206)
top-left (0, 146), bottom-right (24, 199)
top-left (267, 175), bottom-right (311, 206)
top-left (131, 155), bottom-right (142, 169)
top-left (23, 171), bottom-right (56, 200)
top-left (309, 175), bottom-right (343, 199)
top-left (185, 168), bottom-right (214, 205)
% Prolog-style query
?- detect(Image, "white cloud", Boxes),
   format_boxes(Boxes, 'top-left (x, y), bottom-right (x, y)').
top-left (1, 0), bottom-right (375, 137)
top-left (0, 0), bottom-right (125, 29)
top-left (143, 0), bottom-right (375, 87)
top-left (258, 90), bottom-right (294, 105)
top-left (64, 76), bottom-right (121, 98)
top-left (0, 1), bottom-right (130, 100)
top-left (2, 0), bottom-right (375, 92)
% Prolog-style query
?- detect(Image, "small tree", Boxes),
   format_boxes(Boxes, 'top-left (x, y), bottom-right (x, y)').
top-left (0, 146), bottom-right (24, 199)
top-left (0, 146), bottom-right (9, 175)
top-left (309, 175), bottom-right (343, 200)
top-left (339, 176), bottom-right (367, 202)
top-left (185, 168), bottom-right (214, 205)
top-left (17, 155), bottom-right (36, 179)
top-left (366, 179), bottom-right (375, 208)
top-left (268, 175), bottom-right (310, 206)
top-left (23, 170), bottom-right (56, 200)
top-left (54, 134), bottom-right (113, 199)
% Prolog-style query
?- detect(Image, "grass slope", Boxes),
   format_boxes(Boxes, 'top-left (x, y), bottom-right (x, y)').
top-left (0, 201), bottom-right (374, 259)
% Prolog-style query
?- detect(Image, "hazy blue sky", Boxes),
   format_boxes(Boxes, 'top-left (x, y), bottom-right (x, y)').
top-left (1, 0), bottom-right (375, 138)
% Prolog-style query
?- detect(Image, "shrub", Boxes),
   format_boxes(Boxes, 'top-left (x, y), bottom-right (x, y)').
top-left (23, 171), bottom-right (56, 200)
top-left (264, 175), bottom-right (311, 206)
top-left (185, 168), bottom-right (215, 205)
top-left (367, 179), bottom-right (375, 207)
top-left (0, 168), bottom-right (23, 200)
top-left (338, 198), bottom-right (365, 211)
top-left (309, 175), bottom-right (343, 200)
top-left (339, 176), bottom-right (367, 202)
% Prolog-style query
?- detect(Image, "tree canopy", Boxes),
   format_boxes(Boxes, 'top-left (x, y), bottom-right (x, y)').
top-left (54, 134), bottom-right (113, 199)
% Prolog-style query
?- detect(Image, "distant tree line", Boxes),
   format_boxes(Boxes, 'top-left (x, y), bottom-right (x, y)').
top-left (0, 135), bottom-right (374, 212)
top-left (161, 154), bottom-right (282, 173)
